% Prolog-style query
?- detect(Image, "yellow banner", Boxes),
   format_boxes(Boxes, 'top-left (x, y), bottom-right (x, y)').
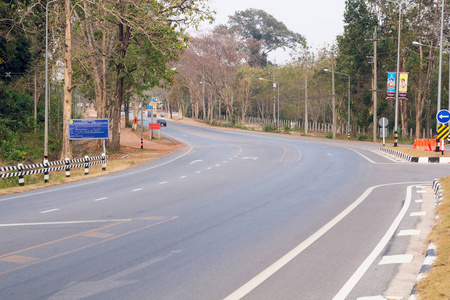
top-left (399, 72), bottom-right (408, 93)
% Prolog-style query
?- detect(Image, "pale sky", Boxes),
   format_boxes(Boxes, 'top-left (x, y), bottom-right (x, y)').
top-left (196, 0), bottom-right (347, 63)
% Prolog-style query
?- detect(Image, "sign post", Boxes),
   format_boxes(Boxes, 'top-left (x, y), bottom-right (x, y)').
top-left (379, 117), bottom-right (389, 146)
top-left (436, 109), bottom-right (450, 152)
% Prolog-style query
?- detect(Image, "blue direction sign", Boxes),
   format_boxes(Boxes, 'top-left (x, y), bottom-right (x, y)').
top-left (436, 109), bottom-right (450, 124)
top-left (68, 119), bottom-right (110, 140)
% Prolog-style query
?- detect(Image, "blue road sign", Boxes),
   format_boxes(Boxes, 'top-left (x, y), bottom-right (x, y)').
top-left (68, 119), bottom-right (110, 140)
top-left (436, 110), bottom-right (450, 124)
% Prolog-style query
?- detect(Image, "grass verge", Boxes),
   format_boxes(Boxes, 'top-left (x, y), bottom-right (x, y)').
top-left (416, 177), bottom-right (450, 299)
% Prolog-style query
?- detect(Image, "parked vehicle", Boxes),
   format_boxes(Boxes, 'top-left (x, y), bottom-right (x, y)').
top-left (157, 119), bottom-right (167, 127)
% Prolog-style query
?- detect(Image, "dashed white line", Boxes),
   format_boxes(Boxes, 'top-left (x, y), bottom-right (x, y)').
top-left (94, 197), bottom-right (109, 202)
top-left (215, 164), bottom-right (220, 167)
top-left (207, 167), bottom-right (212, 170)
top-left (397, 229), bottom-right (420, 236)
top-left (40, 208), bottom-right (60, 214)
top-left (159, 181), bottom-right (168, 185)
top-left (179, 176), bottom-right (187, 179)
top-left (196, 171), bottom-right (202, 174)
top-left (132, 188), bottom-right (143, 192)
top-left (410, 211), bottom-right (426, 217)
top-left (379, 254), bottom-right (413, 265)
top-left (415, 199), bottom-right (423, 203)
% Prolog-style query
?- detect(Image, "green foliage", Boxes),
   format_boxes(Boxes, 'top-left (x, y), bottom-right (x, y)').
top-left (326, 132), bottom-right (333, 139)
top-left (283, 125), bottom-right (291, 133)
top-left (262, 124), bottom-right (275, 132)
top-left (357, 134), bottom-right (370, 141)
top-left (226, 8), bottom-right (304, 66)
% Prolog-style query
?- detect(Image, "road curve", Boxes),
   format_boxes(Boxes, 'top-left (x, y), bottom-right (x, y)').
top-left (0, 121), bottom-right (448, 300)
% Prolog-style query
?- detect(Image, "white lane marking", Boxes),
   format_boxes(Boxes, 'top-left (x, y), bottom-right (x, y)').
top-left (215, 164), bottom-right (220, 167)
top-left (179, 176), bottom-right (187, 179)
top-left (190, 160), bottom-right (203, 165)
top-left (415, 200), bottom-right (423, 203)
top-left (332, 185), bottom-right (414, 300)
top-left (417, 190), bottom-right (427, 193)
top-left (225, 182), bottom-right (422, 300)
top-left (416, 185), bottom-right (426, 189)
top-left (410, 211), bottom-right (426, 217)
top-left (132, 188), bottom-right (143, 192)
top-left (379, 254), bottom-right (413, 265)
top-left (196, 171), bottom-right (202, 174)
top-left (207, 167), bottom-right (212, 170)
top-left (40, 208), bottom-right (60, 214)
top-left (242, 157), bottom-right (258, 160)
top-left (223, 161), bottom-right (227, 163)
top-left (0, 133), bottom-right (194, 203)
top-left (229, 158), bottom-right (233, 160)
top-left (397, 229), bottom-right (420, 236)
top-left (159, 181), bottom-right (168, 185)
top-left (0, 219), bottom-right (131, 227)
top-left (94, 197), bottom-right (108, 202)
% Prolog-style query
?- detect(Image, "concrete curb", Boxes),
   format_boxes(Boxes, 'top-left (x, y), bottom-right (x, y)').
top-left (409, 179), bottom-right (442, 300)
top-left (380, 147), bottom-right (450, 163)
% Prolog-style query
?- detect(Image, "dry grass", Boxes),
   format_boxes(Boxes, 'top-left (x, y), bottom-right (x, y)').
top-left (416, 177), bottom-right (450, 299)
top-left (385, 146), bottom-right (450, 157)
top-left (0, 144), bottom-right (178, 196)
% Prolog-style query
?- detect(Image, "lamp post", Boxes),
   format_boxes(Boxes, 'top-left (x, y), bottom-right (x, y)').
top-left (259, 78), bottom-right (280, 130)
top-left (324, 69), bottom-right (351, 138)
top-left (413, 40), bottom-right (449, 115)
top-left (387, 0), bottom-right (402, 146)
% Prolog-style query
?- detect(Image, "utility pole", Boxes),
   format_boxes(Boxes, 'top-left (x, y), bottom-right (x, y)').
top-left (366, 27), bottom-right (381, 143)
top-left (304, 58), bottom-right (308, 135)
top-left (331, 51), bottom-right (336, 139)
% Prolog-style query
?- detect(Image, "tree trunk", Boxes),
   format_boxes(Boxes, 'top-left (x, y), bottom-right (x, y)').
top-left (61, 0), bottom-right (73, 159)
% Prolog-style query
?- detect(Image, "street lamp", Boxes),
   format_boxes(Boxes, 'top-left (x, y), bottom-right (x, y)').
top-left (387, 0), bottom-right (402, 147)
top-left (259, 78), bottom-right (280, 129)
top-left (324, 69), bottom-right (351, 138)
top-left (413, 41), bottom-right (449, 112)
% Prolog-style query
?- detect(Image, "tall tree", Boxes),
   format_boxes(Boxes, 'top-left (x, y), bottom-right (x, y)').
top-left (226, 8), bottom-right (304, 67)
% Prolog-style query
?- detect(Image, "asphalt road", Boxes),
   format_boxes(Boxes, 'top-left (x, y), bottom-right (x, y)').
top-left (0, 120), bottom-right (449, 300)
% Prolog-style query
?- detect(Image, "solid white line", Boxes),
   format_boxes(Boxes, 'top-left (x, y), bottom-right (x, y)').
top-left (132, 188), bottom-right (143, 192)
top-left (40, 208), bottom-right (60, 214)
top-left (224, 183), bottom-right (419, 300)
top-left (332, 185), bottom-right (413, 300)
top-left (94, 197), bottom-right (108, 202)
top-left (379, 254), bottom-right (413, 265)
top-left (410, 211), bottom-right (426, 217)
top-left (0, 219), bottom-right (131, 227)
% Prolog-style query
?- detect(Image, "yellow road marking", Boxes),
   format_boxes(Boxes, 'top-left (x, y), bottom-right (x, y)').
top-left (0, 217), bottom-right (177, 276)
top-left (1, 255), bottom-right (39, 264)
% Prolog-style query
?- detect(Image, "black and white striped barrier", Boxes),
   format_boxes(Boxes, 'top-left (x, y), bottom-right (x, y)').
top-left (380, 147), bottom-right (450, 163)
top-left (409, 179), bottom-right (442, 300)
top-left (0, 154), bottom-right (108, 185)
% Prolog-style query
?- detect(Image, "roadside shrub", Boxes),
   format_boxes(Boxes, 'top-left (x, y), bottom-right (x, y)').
top-left (358, 134), bottom-right (370, 141)
top-left (283, 125), bottom-right (291, 133)
top-left (262, 124), bottom-right (275, 132)
top-left (326, 132), bottom-right (333, 139)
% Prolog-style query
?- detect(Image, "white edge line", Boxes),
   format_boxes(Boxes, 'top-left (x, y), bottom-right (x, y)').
top-left (224, 182), bottom-right (423, 300)
top-left (332, 185), bottom-right (413, 300)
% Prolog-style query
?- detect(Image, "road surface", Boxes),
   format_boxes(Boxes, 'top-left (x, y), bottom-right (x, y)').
top-left (0, 120), bottom-right (448, 299)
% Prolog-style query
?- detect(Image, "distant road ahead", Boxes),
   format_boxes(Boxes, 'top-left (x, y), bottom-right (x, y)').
top-left (0, 121), bottom-right (448, 299)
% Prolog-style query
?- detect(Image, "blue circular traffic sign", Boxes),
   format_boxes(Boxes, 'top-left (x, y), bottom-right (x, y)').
top-left (437, 109), bottom-right (450, 124)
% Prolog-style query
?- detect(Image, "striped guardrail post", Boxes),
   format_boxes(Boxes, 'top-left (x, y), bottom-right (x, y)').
top-left (102, 153), bottom-right (106, 171)
top-left (18, 164), bottom-right (24, 186)
top-left (65, 158), bottom-right (70, 177)
top-left (84, 156), bottom-right (89, 175)
top-left (43, 157), bottom-right (49, 183)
